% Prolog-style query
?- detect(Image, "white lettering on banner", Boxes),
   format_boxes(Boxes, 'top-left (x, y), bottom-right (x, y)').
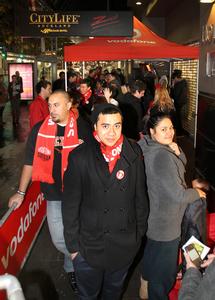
top-left (67, 118), bottom-right (75, 137)
top-left (1, 193), bottom-right (44, 270)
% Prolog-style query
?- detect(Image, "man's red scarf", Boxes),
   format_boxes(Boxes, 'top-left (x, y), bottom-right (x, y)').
top-left (32, 111), bottom-right (79, 184)
top-left (93, 131), bottom-right (123, 173)
top-left (82, 89), bottom-right (92, 105)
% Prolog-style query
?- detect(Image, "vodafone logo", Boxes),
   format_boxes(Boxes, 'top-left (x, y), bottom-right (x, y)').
top-left (1, 193), bottom-right (45, 270)
top-left (116, 170), bottom-right (125, 180)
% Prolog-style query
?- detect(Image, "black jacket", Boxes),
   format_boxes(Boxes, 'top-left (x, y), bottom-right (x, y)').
top-left (62, 137), bottom-right (148, 271)
top-left (25, 115), bottom-right (93, 201)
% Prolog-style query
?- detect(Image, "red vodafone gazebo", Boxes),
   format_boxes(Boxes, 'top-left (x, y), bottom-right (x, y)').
top-left (64, 17), bottom-right (199, 62)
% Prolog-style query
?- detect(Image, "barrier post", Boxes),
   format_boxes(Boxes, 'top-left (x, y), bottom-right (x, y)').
top-left (0, 275), bottom-right (25, 300)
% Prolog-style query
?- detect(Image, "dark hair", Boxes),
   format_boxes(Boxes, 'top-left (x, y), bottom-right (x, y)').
top-left (68, 72), bottom-right (77, 80)
top-left (59, 71), bottom-right (65, 77)
top-left (129, 80), bottom-right (146, 94)
top-left (68, 91), bottom-right (81, 106)
top-left (147, 111), bottom-right (172, 136)
top-left (35, 80), bottom-right (51, 94)
top-left (94, 96), bottom-right (108, 105)
top-left (80, 79), bottom-right (90, 87)
top-left (91, 103), bottom-right (122, 125)
top-left (172, 69), bottom-right (182, 79)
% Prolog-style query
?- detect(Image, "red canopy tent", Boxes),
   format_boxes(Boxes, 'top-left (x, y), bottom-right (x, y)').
top-left (64, 17), bottom-right (199, 62)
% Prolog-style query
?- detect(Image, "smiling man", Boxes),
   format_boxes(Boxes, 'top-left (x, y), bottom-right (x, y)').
top-left (62, 103), bottom-right (149, 299)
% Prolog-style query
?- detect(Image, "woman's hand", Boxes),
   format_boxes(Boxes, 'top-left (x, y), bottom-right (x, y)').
top-left (192, 179), bottom-right (209, 191)
top-left (195, 188), bottom-right (206, 199)
top-left (103, 88), bottom-right (112, 102)
top-left (169, 142), bottom-right (180, 156)
top-left (184, 251), bottom-right (198, 270)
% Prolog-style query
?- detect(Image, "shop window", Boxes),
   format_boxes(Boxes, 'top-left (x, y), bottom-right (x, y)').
top-left (206, 51), bottom-right (215, 77)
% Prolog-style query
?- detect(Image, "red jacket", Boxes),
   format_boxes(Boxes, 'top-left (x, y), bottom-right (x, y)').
top-left (29, 95), bottom-right (49, 129)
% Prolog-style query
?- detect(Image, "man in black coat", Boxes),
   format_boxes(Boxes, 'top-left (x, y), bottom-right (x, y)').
top-left (62, 103), bottom-right (148, 299)
top-left (170, 69), bottom-right (188, 136)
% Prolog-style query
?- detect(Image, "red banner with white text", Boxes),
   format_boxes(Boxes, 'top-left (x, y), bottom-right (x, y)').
top-left (0, 182), bottom-right (46, 299)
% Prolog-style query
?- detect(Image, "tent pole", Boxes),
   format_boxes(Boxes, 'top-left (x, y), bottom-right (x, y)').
top-left (83, 61), bottom-right (85, 78)
top-left (64, 62), bottom-right (68, 91)
top-left (194, 60), bottom-right (199, 149)
top-left (169, 61), bottom-right (172, 87)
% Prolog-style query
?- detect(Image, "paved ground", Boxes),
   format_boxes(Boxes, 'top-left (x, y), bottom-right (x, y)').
top-left (0, 102), bottom-right (195, 300)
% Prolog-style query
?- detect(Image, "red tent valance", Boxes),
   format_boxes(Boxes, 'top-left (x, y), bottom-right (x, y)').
top-left (64, 17), bottom-right (199, 62)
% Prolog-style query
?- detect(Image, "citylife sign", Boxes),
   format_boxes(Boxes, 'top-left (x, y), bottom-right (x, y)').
top-left (15, 11), bottom-right (133, 37)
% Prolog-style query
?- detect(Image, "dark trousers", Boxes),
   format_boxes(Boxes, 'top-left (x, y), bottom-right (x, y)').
top-left (175, 104), bottom-right (185, 135)
top-left (73, 253), bottom-right (129, 300)
top-left (141, 237), bottom-right (180, 300)
top-left (10, 96), bottom-right (20, 123)
top-left (0, 106), bottom-right (5, 123)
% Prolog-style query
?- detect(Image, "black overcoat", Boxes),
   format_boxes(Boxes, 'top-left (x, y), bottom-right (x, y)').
top-left (62, 137), bottom-right (148, 271)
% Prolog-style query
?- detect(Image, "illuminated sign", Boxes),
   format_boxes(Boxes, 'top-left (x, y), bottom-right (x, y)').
top-left (8, 64), bottom-right (34, 100)
top-left (14, 10), bottom-right (133, 37)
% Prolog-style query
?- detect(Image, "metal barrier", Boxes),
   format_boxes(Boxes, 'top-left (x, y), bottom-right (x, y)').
top-left (0, 274), bottom-right (25, 300)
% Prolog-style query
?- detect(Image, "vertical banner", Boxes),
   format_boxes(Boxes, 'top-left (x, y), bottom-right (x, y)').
top-left (0, 182), bottom-right (46, 299)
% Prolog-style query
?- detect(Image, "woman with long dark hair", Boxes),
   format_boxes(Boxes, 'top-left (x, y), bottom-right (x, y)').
top-left (138, 112), bottom-right (206, 300)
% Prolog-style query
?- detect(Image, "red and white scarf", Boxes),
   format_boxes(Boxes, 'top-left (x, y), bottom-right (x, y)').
top-left (32, 111), bottom-right (79, 184)
top-left (82, 89), bottom-right (92, 105)
top-left (93, 131), bottom-right (123, 173)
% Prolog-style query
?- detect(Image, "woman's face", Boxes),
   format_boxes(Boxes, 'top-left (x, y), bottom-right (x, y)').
top-left (150, 117), bottom-right (174, 145)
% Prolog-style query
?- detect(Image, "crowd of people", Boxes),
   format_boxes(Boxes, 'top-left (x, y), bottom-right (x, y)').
top-left (7, 65), bottom-right (212, 300)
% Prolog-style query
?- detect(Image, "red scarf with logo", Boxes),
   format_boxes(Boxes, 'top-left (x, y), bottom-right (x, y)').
top-left (82, 89), bottom-right (92, 105)
top-left (32, 111), bottom-right (79, 184)
top-left (93, 131), bottom-right (123, 173)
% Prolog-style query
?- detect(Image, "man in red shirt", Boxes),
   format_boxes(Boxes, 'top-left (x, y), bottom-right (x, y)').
top-left (29, 80), bottom-right (52, 129)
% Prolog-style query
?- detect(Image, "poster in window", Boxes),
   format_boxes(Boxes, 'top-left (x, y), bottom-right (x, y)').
top-left (8, 63), bottom-right (34, 100)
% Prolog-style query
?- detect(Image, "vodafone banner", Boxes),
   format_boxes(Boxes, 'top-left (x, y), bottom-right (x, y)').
top-left (0, 182), bottom-right (46, 299)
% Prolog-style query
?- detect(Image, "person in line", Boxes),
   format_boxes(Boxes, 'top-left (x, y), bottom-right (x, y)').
top-left (8, 74), bottom-right (23, 125)
top-left (62, 103), bottom-right (149, 300)
top-left (119, 80), bottom-right (146, 141)
top-left (148, 86), bottom-right (176, 129)
top-left (8, 90), bottom-right (92, 295)
top-left (67, 72), bottom-right (77, 93)
top-left (170, 69), bottom-right (188, 136)
top-left (79, 79), bottom-right (95, 115)
top-left (179, 251), bottom-right (215, 300)
top-left (52, 71), bottom-right (65, 92)
top-left (29, 80), bottom-right (52, 129)
top-left (138, 112), bottom-right (206, 300)
top-left (0, 74), bottom-right (8, 126)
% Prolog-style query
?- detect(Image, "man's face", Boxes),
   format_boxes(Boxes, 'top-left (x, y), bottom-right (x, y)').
top-left (94, 113), bottom-right (122, 147)
top-left (48, 94), bottom-right (71, 125)
top-left (80, 83), bottom-right (90, 95)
